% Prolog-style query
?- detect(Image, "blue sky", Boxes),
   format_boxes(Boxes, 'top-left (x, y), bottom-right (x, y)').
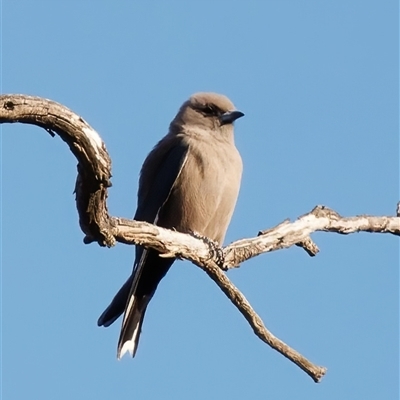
top-left (1, 1), bottom-right (398, 399)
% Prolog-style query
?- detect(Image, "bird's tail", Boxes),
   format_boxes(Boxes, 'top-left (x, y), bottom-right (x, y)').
top-left (98, 250), bottom-right (175, 358)
top-left (117, 294), bottom-right (151, 359)
top-left (97, 275), bottom-right (133, 328)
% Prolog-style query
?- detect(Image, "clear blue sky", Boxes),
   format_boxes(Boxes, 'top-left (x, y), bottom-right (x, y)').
top-left (1, 1), bottom-right (398, 399)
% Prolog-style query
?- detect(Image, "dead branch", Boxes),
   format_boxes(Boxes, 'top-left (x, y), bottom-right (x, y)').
top-left (224, 206), bottom-right (399, 269)
top-left (2, 94), bottom-right (398, 383)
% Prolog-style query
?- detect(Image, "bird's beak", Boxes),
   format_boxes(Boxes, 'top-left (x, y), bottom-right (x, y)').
top-left (219, 110), bottom-right (245, 125)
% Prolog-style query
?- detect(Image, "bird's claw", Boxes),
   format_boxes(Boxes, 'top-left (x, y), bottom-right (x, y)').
top-left (190, 231), bottom-right (225, 269)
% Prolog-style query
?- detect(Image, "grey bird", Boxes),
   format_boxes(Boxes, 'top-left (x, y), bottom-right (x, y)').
top-left (97, 92), bottom-right (244, 359)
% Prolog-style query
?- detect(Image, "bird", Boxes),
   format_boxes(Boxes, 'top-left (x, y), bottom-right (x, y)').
top-left (97, 92), bottom-right (244, 359)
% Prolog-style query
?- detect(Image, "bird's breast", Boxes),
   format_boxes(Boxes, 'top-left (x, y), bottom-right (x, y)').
top-left (158, 138), bottom-right (242, 244)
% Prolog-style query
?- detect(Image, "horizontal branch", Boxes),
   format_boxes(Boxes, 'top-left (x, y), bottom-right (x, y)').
top-left (223, 205), bottom-right (400, 269)
top-left (2, 93), bottom-right (398, 383)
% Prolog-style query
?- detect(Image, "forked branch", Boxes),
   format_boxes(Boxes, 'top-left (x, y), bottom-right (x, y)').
top-left (2, 94), bottom-right (398, 383)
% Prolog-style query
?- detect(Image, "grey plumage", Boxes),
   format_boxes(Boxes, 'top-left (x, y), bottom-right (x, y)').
top-left (98, 92), bottom-right (244, 358)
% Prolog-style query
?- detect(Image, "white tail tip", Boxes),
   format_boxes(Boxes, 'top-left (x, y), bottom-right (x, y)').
top-left (118, 340), bottom-right (136, 360)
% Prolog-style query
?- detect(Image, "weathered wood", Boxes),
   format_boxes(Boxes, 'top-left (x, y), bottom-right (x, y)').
top-left (2, 93), bottom-right (399, 383)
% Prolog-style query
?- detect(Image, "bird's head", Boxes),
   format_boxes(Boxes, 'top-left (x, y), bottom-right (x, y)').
top-left (170, 92), bottom-right (244, 139)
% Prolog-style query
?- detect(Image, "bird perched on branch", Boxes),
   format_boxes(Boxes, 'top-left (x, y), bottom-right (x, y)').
top-left (98, 92), bottom-right (244, 359)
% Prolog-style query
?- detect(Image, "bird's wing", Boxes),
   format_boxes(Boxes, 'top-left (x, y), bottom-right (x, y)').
top-left (129, 137), bottom-right (189, 292)
top-left (97, 138), bottom-right (189, 330)
top-left (135, 137), bottom-right (189, 223)
top-left (117, 138), bottom-right (189, 357)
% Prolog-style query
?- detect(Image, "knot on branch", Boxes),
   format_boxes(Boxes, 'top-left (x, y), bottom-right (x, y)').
top-left (311, 205), bottom-right (341, 220)
top-left (4, 101), bottom-right (15, 110)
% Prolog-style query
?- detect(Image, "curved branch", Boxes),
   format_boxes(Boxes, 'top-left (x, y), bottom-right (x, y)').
top-left (2, 94), bottom-right (398, 383)
top-left (1, 94), bottom-right (114, 246)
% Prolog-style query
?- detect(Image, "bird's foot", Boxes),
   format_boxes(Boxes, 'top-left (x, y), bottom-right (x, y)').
top-left (190, 231), bottom-right (225, 269)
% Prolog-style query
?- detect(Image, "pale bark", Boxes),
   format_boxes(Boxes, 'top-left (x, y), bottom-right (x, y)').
top-left (2, 94), bottom-right (398, 383)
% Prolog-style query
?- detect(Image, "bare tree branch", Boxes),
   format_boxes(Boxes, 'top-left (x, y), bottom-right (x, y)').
top-left (0, 94), bottom-right (114, 246)
top-left (2, 94), bottom-right (398, 383)
top-left (223, 205), bottom-right (399, 269)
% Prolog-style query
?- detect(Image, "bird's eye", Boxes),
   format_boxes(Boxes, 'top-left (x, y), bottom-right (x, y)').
top-left (202, 104), bottom-right (219, 116)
